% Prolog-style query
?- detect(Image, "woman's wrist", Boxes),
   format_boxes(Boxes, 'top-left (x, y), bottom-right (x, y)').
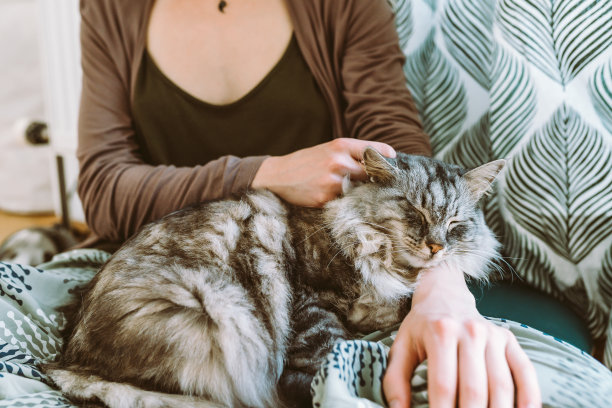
top-left (412, 263), bottom-right (476, 312)
top-left (251, 156), bottom-right (281, 191)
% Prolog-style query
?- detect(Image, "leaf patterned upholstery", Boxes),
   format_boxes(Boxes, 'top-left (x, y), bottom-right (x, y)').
top-left (389, 0), bottom-right (612, 368)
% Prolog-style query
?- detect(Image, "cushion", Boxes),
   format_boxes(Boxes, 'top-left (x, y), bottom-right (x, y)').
top-left (468, 280), bottom-right (592, 352)
top-left (389, 0), bottom-right (612, 367)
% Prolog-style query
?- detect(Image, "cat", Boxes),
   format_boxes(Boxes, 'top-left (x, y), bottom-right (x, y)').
top-left (43, 148), bottom-right (504, 408)
top-left (0, 224), bottom-right (82, 266)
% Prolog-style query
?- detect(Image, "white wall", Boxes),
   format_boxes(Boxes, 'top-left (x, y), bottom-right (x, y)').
top-left (38, 0), bottom-right (83, 221)
top-left (0, 0), bottom-right (53, 214)
top-left (0, 0), bottom-right (83, 219)
top-left (0, 0), bottom-right (45, 140)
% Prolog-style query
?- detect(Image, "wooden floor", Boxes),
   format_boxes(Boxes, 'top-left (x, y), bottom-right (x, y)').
top-left (0, 211), bottom-right (59, 243)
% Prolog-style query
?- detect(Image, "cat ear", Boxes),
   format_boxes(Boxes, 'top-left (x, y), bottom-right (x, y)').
top-left (362, 147), bottom-right (397, 184)
top-left (463, 160), bottom-right (506, 200)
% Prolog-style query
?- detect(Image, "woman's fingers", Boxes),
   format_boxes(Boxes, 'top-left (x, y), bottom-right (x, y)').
top-left (326, 138), bottom-right (396, 180)
top-left (382, 267), bottom-right (541, 408)
top-left (486, 330), bottom-right (515, 408)
top-left (421, 318), bottom-right (459, 408)
top-left (384, 318), bottom-right (541, 408)
top-left (331, 138), bottom-right (396, 161)
top-left (383, 329), bottom-right (418, 408)
top-left (457, 321), bottom-right (488, 408)
top-left (328, 151), bottom-right (368, 180)
top-left (506, 334), bottom-right (542, 408)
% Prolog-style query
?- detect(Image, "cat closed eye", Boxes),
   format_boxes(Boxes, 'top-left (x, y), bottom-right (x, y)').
top-left (406, 205), bottom-right (425, 224)
top-left (448, 223), bottom-right (468, 238)
top-left (448, 220), bottom-right (462, 229)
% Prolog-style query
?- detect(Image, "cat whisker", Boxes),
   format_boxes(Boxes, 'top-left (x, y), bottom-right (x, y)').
top-left (298, 220), bottom-right (395, 246)
top-left (297, 222), bottom-right (336, 245)
top-left (452, 250), bottom-right (515, 280)
top-left (326, 240), bottom-right (362, 269)
top-left (359, 221), bottom-right (395, 234)
top-left (389, 247), bottom-right (417, 257)
top-left (458, 249), bottom-right (519, 277)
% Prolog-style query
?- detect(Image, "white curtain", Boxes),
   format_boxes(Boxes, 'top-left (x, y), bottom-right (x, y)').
top-left (38, 0), bottom-right (83, 221)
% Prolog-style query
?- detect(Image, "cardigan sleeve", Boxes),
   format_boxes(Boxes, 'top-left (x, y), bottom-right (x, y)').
top-left (339, 0), bottom-right (431, 156)
top-left (77, 0), bottom-right (267, 244)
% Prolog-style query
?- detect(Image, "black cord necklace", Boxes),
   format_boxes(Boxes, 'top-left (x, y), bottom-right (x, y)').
top-left (218, 0), bottom-right (228, 13)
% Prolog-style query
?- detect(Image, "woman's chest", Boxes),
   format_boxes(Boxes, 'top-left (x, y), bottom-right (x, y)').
top-left (146, 0), bottom-right (294, 105)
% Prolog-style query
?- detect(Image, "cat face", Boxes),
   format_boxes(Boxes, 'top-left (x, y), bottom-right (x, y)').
top-left (355, 148), bottom-right (504, 270)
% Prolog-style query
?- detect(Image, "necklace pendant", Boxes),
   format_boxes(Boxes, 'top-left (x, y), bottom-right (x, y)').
top-left (218, 0), bottom-right (227, 13)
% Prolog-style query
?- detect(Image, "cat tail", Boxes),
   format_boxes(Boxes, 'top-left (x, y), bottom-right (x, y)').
top-left (44, 365), bottom-right (226, 408)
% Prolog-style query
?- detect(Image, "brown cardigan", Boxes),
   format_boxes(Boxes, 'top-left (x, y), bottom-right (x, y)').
top-left (77, 0), bottom-right (431, 246)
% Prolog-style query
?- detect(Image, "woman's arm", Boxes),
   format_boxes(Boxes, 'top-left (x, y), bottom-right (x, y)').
top-left (77, 1), bottom-right (268, 243)
top-left (338, 0), bottom-right (431, 156)
top-left (383, 264), bottom-right (542, 408)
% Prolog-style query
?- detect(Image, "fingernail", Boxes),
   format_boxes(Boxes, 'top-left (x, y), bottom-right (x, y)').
top-left (389, 400), bottom-right (401, 408)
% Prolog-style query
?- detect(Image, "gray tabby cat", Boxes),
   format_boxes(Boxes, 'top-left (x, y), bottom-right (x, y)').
top-left (44, 148), bottom-right (504, 408)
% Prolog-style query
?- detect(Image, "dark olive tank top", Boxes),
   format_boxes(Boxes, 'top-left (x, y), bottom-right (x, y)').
top-left (132, 35), bottom-right (333, 166)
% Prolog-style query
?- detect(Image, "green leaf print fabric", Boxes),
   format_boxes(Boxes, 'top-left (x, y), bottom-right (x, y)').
top-left (394, 0), bottom-right (612, 368)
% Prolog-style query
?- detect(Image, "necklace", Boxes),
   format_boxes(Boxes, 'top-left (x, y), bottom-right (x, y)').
top-left (218, 0), bottom-right (228, 13)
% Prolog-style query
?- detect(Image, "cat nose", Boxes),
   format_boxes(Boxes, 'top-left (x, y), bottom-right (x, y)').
top-left (427, 243), bottom-right (443, 254)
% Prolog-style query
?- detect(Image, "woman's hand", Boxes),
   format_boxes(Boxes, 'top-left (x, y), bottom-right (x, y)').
top-left (383, 264), bottom-right (541, 408)
top-left (251, 138), bottom-right (395, 207)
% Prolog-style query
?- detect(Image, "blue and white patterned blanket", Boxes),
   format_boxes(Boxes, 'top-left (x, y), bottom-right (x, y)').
top-left (1, 250), bottom-right (611, 407)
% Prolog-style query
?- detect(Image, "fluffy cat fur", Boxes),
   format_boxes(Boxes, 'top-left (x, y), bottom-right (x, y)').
top-left (43, 148), bottom-right (505, 408)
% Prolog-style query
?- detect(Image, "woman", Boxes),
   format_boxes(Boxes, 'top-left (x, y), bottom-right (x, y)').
top-left (76, 0), bottom-right (540, 407)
